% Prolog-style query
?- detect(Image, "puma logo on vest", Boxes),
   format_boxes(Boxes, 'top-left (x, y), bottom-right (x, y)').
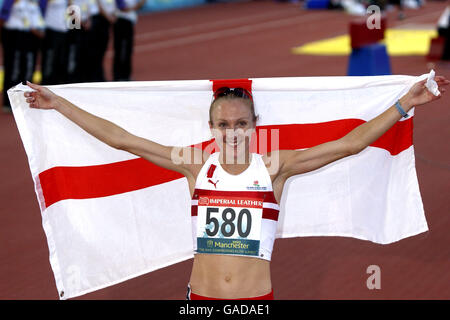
top-left (208, 179), bottom-right (219, 189)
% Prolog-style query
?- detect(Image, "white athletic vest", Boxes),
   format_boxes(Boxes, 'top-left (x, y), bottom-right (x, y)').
top-left (191, 152), bottom-right (279, 261)
top-left (5, 0), bottom-right (44, 31)
top-left (116, 0), bottom-right (138, 24)
top-left (45, 0), bottom-right (69, 32)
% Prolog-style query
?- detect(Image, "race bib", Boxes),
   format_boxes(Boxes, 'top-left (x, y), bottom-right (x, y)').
top-left (196, 195), bottom-right (263, 257)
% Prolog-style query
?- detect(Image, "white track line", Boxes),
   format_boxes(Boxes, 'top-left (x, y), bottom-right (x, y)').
top-left (135, 8), bottom-right (303, 41)
top-left (104, 6), bottom-right (445, 58)
top-left (131, 12), bottom-right (331, 54)
top-left (130, 8), bottom-right (445, 54)
top-left (394, 9), bottom-right (444, 27)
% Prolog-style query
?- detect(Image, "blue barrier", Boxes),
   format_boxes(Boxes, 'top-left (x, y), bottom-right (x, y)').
top-left (347, 43), bottom-right (392, 76)
top-left (141, 0), bottom-right (207, 12)
top-left (304, 0), bottom-right (329, 10)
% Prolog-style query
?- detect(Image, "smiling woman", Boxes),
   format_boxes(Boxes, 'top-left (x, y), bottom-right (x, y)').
top-left (19, 72), bottom-right (449, 299)
top-left (208, 87), bottom-right (257, 165)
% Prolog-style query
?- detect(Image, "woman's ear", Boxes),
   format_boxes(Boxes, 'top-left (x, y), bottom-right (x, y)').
top-left (254, 115), bottom-right (259, 127)
top-left (208, 121), bottom-right (213, 129)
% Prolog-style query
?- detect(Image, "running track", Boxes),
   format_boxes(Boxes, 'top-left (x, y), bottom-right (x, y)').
top-left (0, 0), bottom-right (449, 299)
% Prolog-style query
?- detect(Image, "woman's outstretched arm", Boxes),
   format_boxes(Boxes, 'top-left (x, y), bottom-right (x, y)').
top-left (24, 82), bottom-right (204, 177)
top-left (274, 76), bottom-right (449, 180)
top-left (343, 77), bottom-right (448, 154)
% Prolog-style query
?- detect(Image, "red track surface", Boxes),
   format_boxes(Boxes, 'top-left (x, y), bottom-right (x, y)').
top-left (0, 0), bottom-right (449, 300)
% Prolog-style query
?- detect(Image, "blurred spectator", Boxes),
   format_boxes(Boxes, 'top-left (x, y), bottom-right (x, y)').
top-left (0, 0), bottom-right (44, 112)
top-left (439, 5), bottom-right (450, 60)
top-left (66, 0), bottom-right (91, 82)
top-left (368, 0), bottom-right (387, 11)
top-left (328, 0), bottom-right (343, 10)
top-left (388, 0), bottom-right (405, 19)
top-left (87, 0), bottom-right (117, 82)
top-left (437, 5), bottom-right (449, 37)
top-left (113, 0), bottom-right (145, 81)
top-left (40, 0), bottom-right (70, 85)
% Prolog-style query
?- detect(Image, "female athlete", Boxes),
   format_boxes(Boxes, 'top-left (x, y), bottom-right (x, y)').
top-left (23, 75), bottom-right (448, 300)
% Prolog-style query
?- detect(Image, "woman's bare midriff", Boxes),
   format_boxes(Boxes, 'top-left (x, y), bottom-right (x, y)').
top-left (186, 154), bottom-right (280, 299)
top-left (189, 253), bottom-right (272, 299)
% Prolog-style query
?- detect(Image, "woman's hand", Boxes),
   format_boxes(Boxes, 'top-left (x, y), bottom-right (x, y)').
top-left (81, 19), bottom-right (91, 30)
top-left (402, 76), bottom-right (449, 108)
top-left (24, 81), bottom-right (59, 110)
top-left (30, 28), bottom-right (45, 39)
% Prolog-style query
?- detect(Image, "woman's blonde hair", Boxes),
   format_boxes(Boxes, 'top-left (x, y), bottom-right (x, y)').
top-left (209, 88), bottom-right (257, 125)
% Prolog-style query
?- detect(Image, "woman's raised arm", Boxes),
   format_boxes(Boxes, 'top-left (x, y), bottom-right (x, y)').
top-left (275, 76), bottom-right (449, 180)
top-left (24, 82), bottom-right (204, 178)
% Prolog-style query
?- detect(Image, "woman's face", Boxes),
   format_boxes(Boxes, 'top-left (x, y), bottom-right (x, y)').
top-left (209, 99), bottom-right (256, 160)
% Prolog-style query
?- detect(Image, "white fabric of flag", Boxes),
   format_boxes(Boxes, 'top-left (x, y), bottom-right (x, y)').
top-left (8, 72), bottom-right (434, 299)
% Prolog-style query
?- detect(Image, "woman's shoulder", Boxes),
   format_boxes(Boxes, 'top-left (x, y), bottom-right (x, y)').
top-left (260, 150), bottom-right (288, 178)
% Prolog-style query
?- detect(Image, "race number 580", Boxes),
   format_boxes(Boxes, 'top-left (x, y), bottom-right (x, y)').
top-left (205, 207), bottom-right (252, 238)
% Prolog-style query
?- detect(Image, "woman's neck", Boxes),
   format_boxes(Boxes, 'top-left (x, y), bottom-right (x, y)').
top-left (218, 149), bottom-right (251, 166)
